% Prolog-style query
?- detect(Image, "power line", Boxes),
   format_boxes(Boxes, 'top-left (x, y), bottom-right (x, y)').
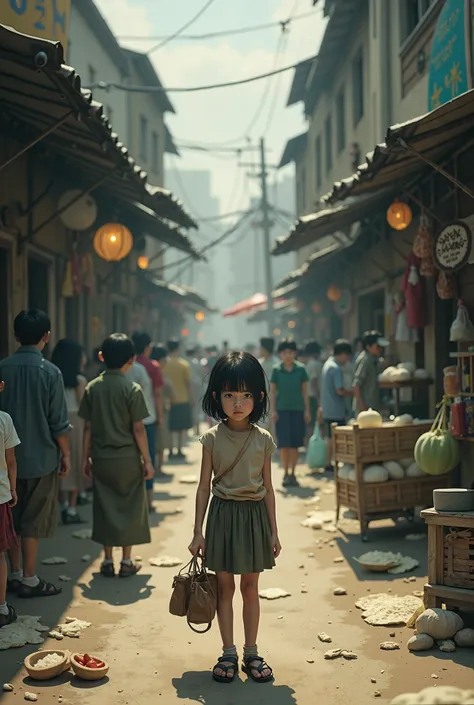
top-left (117, 10), bottom-right (317, 42)
top-left (146, 0), bottom-right (218, 55)
top-left (88, 59), bottom-right (304, 94)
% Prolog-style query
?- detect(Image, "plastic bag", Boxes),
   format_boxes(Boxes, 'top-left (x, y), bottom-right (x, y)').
top-left (450, 301), bottom-right (474, 342)
top-left (306, 424), bottom-right (327, 470)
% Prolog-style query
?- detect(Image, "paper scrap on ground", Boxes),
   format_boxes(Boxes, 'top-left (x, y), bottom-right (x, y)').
top-left (3, 684), bottom-right (14, 692)
top-left (405, 533), bottom-right (425, 541)
top-left (380, 641), bottom-right (400, 650)
top-left (72, 528), bottom-right (92, 539)
top-left (149, 556), bottom-right (182, 568)
top-left (24, 693), bottom-right (38, 702)
top-left (333, 587), bottom-right (347, 596)
top-left (355, 551), bottom-right (401, 567)
top-left (387, 556), bottom-right (419, 574)
top-left (355, 593), bottom-right (423, 626)
top-left (41, 556), bottom-right (67, 565)
top-left (179, 475), bottom-right (198, 484)
top-left (48, 630), bottom-right (64, 640)
top-left (58, 575), bottom-right (71, 582)
top-left (318, 632), bottom-right (332, 643)
top-left (323, 524), bottom-right (338, 533)
top-left (259, 588), bottom-right (291, 600)
top-left (56, 617), bottom-right (91, 638)
top-left (81, 555), bottom-right (91, 562)
top-left (0, 616), bottom-right (49, 650)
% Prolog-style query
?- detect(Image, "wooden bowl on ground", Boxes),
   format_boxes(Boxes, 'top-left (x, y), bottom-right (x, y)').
top-left (71, 653), bottom-right (109, 681)
top-left (24, 650), bottom-right (71, 680)
top-left (355, 559), bottom-right (399, 572)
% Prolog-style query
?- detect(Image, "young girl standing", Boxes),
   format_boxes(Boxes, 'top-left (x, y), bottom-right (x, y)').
top-left (189, 352), bottom-right (281, 684)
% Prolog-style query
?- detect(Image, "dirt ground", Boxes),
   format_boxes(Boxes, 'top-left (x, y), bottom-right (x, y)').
top-left (1, 439), bottom-right (473, 705)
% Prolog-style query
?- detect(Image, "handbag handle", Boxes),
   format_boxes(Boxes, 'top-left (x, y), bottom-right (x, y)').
top-left (212, 426), bottom-right (254, 488)
top-left (187, 617), bottom-right (212, 634)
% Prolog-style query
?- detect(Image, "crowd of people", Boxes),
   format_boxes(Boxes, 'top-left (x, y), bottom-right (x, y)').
top-left (0, 309), bottom-right (388, 684)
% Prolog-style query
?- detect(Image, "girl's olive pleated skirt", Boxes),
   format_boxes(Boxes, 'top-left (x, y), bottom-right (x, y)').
top-left (205, 496), bottom-right (275, 575)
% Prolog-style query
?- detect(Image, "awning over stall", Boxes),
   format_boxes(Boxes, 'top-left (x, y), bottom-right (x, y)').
top-left (222, 293), bottom-right (268, 317)
top-left (0, 24), bottom-right (196, 232)
top-left (138, 274), bottom-right (215, 313)
top-left (324, 88), bottom-right (474, 204)
top-left (272, 189), bottom-right (391, 255)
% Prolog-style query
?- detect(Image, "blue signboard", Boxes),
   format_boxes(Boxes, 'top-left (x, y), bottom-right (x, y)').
top-left (427, 0), bottom-right (471, 111)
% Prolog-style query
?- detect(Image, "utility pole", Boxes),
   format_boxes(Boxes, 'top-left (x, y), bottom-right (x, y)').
top-left (259, 137), bottom-right (275, 335)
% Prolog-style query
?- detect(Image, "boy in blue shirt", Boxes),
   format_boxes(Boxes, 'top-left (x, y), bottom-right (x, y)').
top-left (320, 340), bottom-right (354, 471)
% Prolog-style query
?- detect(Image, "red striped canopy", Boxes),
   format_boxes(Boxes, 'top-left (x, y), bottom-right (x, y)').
top-left (222, 293), bottom-right (267, 317)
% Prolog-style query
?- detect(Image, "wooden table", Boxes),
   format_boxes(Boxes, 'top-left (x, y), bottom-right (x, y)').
top-left (421, 507), bottom-right (474, 611)
top-left (379, 378), bottom-right (433, 416)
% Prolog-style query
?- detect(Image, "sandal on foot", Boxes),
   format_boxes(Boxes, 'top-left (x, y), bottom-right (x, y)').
top-left (0, 604), bottom-right (17, 628)
top-left (100, 562), bottom-right (116, 578)
top-left (7, 578), bottom-right (22, 594)
top-left (242, 656), bottom-right (273, 683)
top-left (212, 655), bottom-right (238, 684)
top-left (17, 578), bottom-right (62, 598)
top-left (119, 561), bottom-right (141, 578)
top-left (61, 509), bottom-right (86, 525)
top-left (282, 474), bottom-right (290, 487)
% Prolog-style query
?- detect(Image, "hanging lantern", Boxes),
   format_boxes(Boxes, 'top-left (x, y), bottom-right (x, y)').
top-left (288, 320), bottom-right (296, 329)
top-left (93, 223), bottom-right (133, 262)
top-left (137, 255), bottom-right (149, 270)
top-left (195, 311), bottom-right (205, 322)
top-left (311, 301), bottom-right (322, 314)
top-left (58, 190), bottom-right (98, 231)
top-left (327, 285), bottom-right (342, 302)
top-left (387, 199), bottom-right (412, 231)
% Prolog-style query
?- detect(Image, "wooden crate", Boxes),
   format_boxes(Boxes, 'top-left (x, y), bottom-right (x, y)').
top-left (333, 422), bottom-right (449, 539)
top-left (444, 529), bottom-right (474, 590)
top-left (338, 475), bottom-right (451, 515)
top-left (333, 423), bottom-right (431, 464)
top-left (421, 508), bottom-right (474, 611)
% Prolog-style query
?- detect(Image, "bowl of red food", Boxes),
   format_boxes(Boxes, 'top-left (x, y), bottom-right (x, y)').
top-left (71, 653), bottom-right (109, 681)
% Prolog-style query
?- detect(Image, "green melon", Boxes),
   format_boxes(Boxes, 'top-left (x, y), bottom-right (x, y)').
top-left (414, 429), bottom-right (460, 476)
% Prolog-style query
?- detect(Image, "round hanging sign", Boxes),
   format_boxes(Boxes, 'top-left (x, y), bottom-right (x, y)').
top-left (334, 289), bottom-right (353, 317)
top-left (434, 222), bottom-right (472, 272)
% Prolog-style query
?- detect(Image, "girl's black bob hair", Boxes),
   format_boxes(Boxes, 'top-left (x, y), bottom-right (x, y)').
top-left (202, 351), bottom-right (268, 423)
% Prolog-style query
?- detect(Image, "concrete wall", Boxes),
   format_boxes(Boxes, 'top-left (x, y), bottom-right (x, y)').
top-left (68, 4), bottom-right (128, 141)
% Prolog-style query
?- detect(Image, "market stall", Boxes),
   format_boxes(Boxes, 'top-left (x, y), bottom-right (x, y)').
top-left (333, 418), bottom-right (452, 540)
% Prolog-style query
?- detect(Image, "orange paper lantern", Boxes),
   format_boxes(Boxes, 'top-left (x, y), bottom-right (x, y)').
top-left (93, 223), bottom-right (133, 262)
top-left (327, 285), bottom-right (342, 303)
top-left (137, 255), bottom-right (149, 270)
top-left (311, 302), bottom-right (322, 313)
top-left (386, 200), bottom-right (412, 231)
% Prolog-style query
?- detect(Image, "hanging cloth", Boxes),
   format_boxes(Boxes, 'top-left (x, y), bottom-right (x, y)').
top-left (402, 251), bottom-right (427, 329)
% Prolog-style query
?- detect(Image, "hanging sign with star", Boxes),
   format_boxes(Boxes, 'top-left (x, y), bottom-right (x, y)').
top-left (427, 0), bottom-right (471, 112)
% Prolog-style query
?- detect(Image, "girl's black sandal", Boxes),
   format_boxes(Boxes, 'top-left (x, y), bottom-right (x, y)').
top-left (242, 655), bottom-right (274, 683)
top-left (212, 655), bottom-right (238, 684)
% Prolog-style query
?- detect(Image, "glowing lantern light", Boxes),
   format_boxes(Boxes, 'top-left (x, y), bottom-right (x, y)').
top-left (273, 328), bottom-right (281, 336)
top-left (195, 311), bottom-right (205, 322)
top-left (312, 302), bottom-right (322, 314)
top-left (181, 328), bottom-right (190, 337)
top-left (386, 200), bottom-right (412, 231)
top-left (137, 255), bottom-right (149, 270)
top-left (288, 320), bottom-right (296, 329)
top-left (93, 223), bottom-right (133, 262)
top-left (327, 285), bottom-right (342, 302)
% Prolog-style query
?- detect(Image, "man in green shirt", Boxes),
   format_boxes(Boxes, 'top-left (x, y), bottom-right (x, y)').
top-left (352, 330), bottom-right (389, 414)
top-left (270, 340), bottom-right (310, 487)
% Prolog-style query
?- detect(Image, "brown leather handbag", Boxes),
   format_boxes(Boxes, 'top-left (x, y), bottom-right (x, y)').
top-left (169, 427), bottom-right (254, 633)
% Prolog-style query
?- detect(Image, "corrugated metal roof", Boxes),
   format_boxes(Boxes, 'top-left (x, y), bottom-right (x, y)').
top-left (279, 132), bottom-right (308, 168)
top-left (324, 88), bottom-right (474, 204)
top-left (139, 274), bottom-right (215, 312)
top-left (272, 189), bottom-right (392, 255)
top-left (0, 24), bottom-right (196, 230)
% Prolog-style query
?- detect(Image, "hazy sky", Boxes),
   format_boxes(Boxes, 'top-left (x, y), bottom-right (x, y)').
top-left (94, 0), bottom-right (326, 218)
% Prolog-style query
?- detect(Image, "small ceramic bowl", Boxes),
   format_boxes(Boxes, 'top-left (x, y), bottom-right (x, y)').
top-left (24, 650), bottom-right (71, 680)
top-left (433, 488), bottom-right (474, 513)
top-left (71, 653), bottom-right (109, 681)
